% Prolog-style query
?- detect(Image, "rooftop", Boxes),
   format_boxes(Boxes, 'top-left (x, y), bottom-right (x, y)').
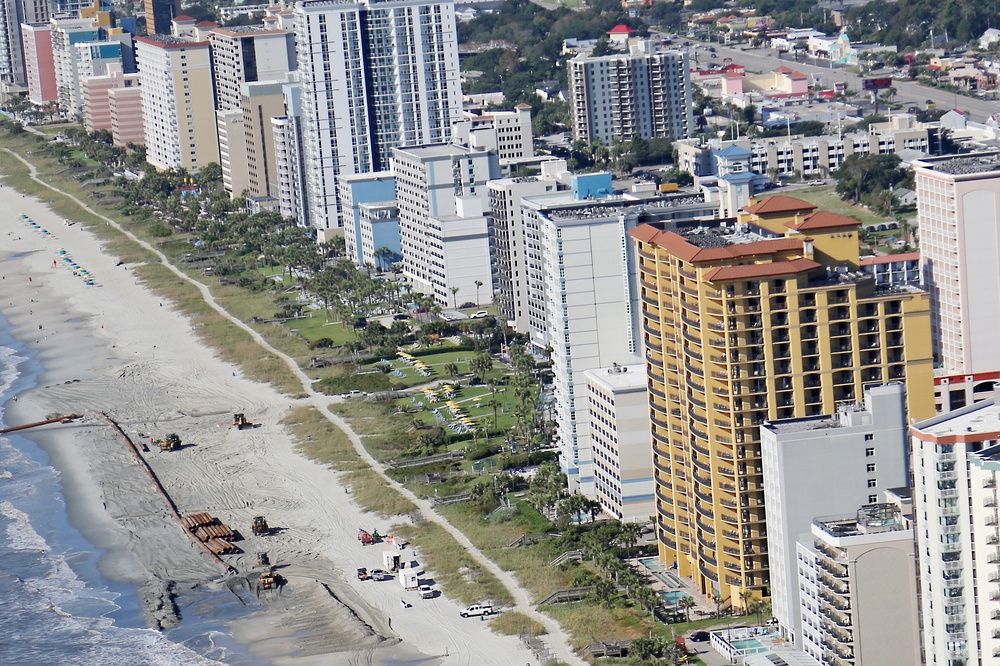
top-left (785, 210), bottom-right (861, 232)
top-left (211, 25), bottom-right (285, 35)
top-left (814, 504), bottom-right (906, 538)
top-left (860, 251), bottom-right (920, 265)
top-left (913, 152), bottom-right (1000, 175)
top-left (911, 392), bottom-right (1000, 441)
top-left (586, 363), bottom-right (646, 390)
top-left (135, 34), bottom-right (208, 47)
top-left (743, 195), bottom-right (817, 216)
top-left (532, 193), bottom-right (710, 221)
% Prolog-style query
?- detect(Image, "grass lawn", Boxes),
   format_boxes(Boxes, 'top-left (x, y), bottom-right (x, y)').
top-left (394, 383), bottom-right (516, 433)
top-left (367, 346), bottom-right (503, 388)
top-left (68, 149), bottom-right (99, 168)
top-left (786, 185), bottom-right (890, 226)
top-left (284, 312), bottom-right (355, 347)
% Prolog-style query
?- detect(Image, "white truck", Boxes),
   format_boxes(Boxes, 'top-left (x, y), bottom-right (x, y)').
top-left (460, 604), bottom-right (495, 618)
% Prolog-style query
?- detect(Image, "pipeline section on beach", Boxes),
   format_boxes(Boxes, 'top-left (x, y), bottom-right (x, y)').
top-left (100, 412), bottom-right (237, 574)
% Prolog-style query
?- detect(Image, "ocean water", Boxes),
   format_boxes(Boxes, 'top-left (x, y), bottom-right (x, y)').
top-left (0, 323), bottom-right (245, 665)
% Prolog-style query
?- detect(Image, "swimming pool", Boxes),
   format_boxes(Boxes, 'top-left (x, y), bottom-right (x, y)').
top-left (658, 590), bottom-right (693, 605)
top-left (730, 638), bottom-right (767, 654)
top-left (639, 558), bottom-right (687, 589)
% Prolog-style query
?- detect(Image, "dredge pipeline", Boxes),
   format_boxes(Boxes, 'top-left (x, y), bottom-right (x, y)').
top-left (0, 414), bottom-right (83, 434)
top-left (100, 412), bottom-right (237, 574)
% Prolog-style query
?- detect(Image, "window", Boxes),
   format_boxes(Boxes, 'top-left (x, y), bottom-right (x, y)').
top-left (864, 433), bottom-right (874, 441)
top-left (868, 494), bottom-right (878, 503)
top-left (866, 463), bottom-right (877, 473)
top-left (868, 479), bottom-right (877, 488)
top-left (865, 447), bottom-right (875, 457)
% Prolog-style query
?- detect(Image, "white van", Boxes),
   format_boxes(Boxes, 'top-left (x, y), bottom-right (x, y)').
top-left (460, 604), bottom-right (495, 618)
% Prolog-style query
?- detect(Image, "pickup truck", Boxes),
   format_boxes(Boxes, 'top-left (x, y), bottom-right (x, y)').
top-left (460, 603), bottom-right (494, 617)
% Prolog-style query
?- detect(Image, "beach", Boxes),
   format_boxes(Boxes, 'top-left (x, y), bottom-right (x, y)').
top-left (0, 184), bottom-right (538, 664)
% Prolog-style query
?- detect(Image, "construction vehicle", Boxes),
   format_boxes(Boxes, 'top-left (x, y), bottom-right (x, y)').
top-left (233, 413), bottom-right (253, 430)
top-left (158, 433), bottom-right (181, 452)
top-left (357, 567), bottom-right (370, 581)
top-left (259, 570), bottom-right (281, 590)
top-left (252, 516), bottom-right (270, 536)
top-left (256, 552), bottom-right (270, 567)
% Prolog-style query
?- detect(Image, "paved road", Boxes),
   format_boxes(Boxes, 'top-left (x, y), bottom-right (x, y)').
top-left (660, 34), bottom-right (1000, 122)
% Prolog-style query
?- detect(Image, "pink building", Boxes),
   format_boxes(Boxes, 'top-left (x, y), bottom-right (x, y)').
top-left (21, 23), bottom-right (57, 104)
top-left (109, 85), bottom-right (144, 147)
top-left (913, 152), bottom-right (1000, 411)
top-left (82, 63), bottom-right (142, 145)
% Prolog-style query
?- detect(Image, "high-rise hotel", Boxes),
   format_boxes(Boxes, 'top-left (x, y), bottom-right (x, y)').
top-left (294, 0), bottom-right (462, 237)
top-left (630, 195), bottom-right (934, 603)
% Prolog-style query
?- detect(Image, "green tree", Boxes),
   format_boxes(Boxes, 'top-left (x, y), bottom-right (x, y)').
top-left (469, 352), bottom-right (494, 384)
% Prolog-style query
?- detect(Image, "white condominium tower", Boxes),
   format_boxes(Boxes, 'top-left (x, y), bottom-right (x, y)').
top-left (294, 0), bottom-right (462, 238)
top-left (569, 40), bottom-right (692, 145)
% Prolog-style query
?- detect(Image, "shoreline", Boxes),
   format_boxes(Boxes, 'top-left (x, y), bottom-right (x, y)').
top-left (0, 173), bottom-right (536, 662)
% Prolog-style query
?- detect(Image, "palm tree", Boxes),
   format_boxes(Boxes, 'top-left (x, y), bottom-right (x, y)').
top-left (678, 595), bottom-right (696, 622)
top-left (450, 286), bottom-right (460, 309)
top-left (618, 522), bottom-right (643, 558)
top-left (739, 588), bottom-right (754, 615)
top-left (714, 593), bottom-right (724, 618)
top-left (373, 246), bottom-right (394, 272)
top-left (474, 279), bottom-right (483, 305)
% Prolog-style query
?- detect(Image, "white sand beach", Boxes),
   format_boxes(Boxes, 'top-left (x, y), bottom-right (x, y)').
top-left (0, 183), bottom-right (546, 664)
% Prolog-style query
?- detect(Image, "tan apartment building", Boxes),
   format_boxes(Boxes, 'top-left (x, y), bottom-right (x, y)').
top-left (208, 24), bottom-right (294, 198)
top-left (135, 32), bottom-right (218, 173)
top-left (241, 80), bottom-right (285, 199)
top-left (629, 194), bottom-right (934, 605)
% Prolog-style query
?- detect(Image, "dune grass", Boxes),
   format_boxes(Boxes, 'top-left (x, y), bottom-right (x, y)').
top-left (490, 611), bottom-right (546, 636)
top-left (133, 264), bottom-right (303, 396)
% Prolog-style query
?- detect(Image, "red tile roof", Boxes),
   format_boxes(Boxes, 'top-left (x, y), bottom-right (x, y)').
top-left (785, 210), bottom-right (860, 232)
top-left (704, 258), bottom-right (820, 281)
top-left (609, 24), bottom-right (635, 34)
top-left (742, 195), bottom-right (817, 216)
top-left (860, 251), bottom-right (920, 265)
top-left (195, 20), bottom-right (217, 27)
top-left (629, 225), bottom-right (804, 263)
top-left (173, 14), bottom-right (195, 21)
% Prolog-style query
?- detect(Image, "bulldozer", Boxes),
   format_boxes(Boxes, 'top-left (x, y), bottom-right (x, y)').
top-left (252, 515), bottom-right (270, 536)
top-left (158, 433), bottom-right (181, 452)
top-left (233, 413), bottom-right (253, 430)
top-left (259, 570), bottom-right (280, 590)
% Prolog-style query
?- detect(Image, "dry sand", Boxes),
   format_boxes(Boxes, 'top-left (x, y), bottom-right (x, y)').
top-left (0, 185), bottom-right (539, 664)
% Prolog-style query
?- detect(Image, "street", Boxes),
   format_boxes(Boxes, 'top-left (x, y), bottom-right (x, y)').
top-left (659, 33), bottom-right (1000, 122)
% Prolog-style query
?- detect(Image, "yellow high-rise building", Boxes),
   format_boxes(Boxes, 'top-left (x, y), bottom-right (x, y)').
top-left (629, 195), bottom-right (934, 604)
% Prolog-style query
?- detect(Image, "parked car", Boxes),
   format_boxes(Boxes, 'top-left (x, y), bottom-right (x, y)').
top-left (470, 311), bottom-right (489, 319)
top-left (371, 569), bottom-right (387, 581)
top-left (340, 390), bottom-right (366, 399)
top-left (460, 604), bottom-right (495, 618)
top-left (460, 301), bottom-right (476, 309)
top-left (392, 313), bottom-right (410, 320)
top-left (690, 631), bottom-right (710, 642)
top-left (419, 584), bottom-right (435, 599)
